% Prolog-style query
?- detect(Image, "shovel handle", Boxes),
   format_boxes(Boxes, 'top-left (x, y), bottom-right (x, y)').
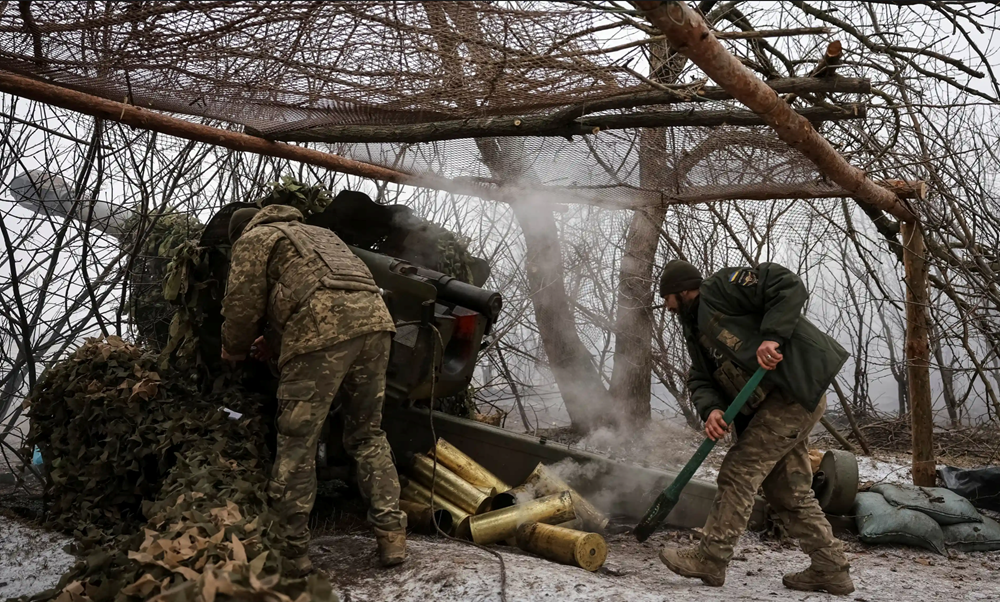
top-left (634, 367), bottom-right (767, 542)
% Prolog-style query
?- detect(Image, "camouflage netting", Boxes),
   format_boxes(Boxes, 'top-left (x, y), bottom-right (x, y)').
top-left (22, 336), bottom-right (335, 602)
top-left (121, 212), bottom-right (206, 352)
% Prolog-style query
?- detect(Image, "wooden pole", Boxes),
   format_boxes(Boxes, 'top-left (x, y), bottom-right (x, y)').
top-left (901, 220), bottom-right (935, 486)
top-left (0, 72), bottom-right (927, 214)
top-left (0, 73), bottom-right (417, 180)
top-left (257, 103), bottom-right (866, 144)
top-left (831, 378), bottom-right (872, 456)
top-left (819, 416), bottom-right (857, 454)
top-left (633, 1), bottom-right (914, 222)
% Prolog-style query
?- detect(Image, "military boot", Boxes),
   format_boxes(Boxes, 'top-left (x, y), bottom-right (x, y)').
top-left (659, 547), bottom-right (726, 587)
top-left (285, 555), bottom-right (313, 579)
top-left (374, 527), bottom-right (407, 567)
top-left (783, 565), bottom-right (855, 596)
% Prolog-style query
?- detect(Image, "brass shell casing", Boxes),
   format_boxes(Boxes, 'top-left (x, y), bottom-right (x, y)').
top-left (431, 438), bottom-right (511, 493)
top-left (490, 484), bottom-right (529, 510)
top-left (400, 479), bottom-right (471, 538)
top-left (522, 462), bottom-right (609, 533)
top-left (468, 491), bottom-right (576, 545)
top-left (409, 454), bottom-right (493, 515)
top-left (515, 522), bottom-right (608, 572)
top-left (399, 499), bottom-right (453, 535)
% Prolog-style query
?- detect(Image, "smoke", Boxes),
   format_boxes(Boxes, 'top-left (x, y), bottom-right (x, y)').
top-left (513, 486), bottom-right (537, 506)
top-left (514, 423), bottom-right (725, 520)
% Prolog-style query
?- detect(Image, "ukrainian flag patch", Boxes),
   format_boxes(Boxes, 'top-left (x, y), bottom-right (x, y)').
top-left (729, 268), bottom-right (758, 287)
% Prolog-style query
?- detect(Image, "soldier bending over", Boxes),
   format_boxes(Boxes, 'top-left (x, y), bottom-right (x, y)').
top-left (221, 205), bottom-right (407, 576)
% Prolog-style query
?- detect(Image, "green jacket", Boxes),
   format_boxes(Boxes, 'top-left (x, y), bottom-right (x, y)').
top-left (679, 262), bottom-right (849, 422)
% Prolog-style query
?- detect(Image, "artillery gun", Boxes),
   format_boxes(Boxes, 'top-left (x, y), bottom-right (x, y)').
top-left (13, 170), bottom-right (755, 533)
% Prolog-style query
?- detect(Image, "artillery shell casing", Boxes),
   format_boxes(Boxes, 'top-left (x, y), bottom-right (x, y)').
top-left (400, 479), bottom-right (471, 538)
top-left (431, 438), bottom-right (512, 493)
top-left (515, 522), bottom-right (608, 572)
top-left (491, 484), bottom-right (530, 510)
top-left (399, 499), bottom-right (453, 535)
top-left (409, 453), bottom-right (492, 514)
top-left (522, 462), bottom-right (609, 533)
top-left (474, 484), bottom-right (499, 497)
top-left (468, 491), bottom-right (576, 545)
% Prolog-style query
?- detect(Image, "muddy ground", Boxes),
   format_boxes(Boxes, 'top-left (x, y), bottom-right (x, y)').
top-left (4, 424), bottom-right (1000, 601)
top-left (4, 497), bottom-right (999, 602)
top-left (313, 527), bottom-right (1000, 602)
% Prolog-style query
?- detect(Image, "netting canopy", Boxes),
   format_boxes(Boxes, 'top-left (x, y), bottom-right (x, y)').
top-left (5, 0), bottom-right (1000, 435)
top-left (3, 2), bottom-right (657, 128)
top-left (0, 1), bottom-right (843, 208)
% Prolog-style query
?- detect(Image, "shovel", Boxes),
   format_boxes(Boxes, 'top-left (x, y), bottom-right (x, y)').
top-left (634, 366), bottom-right (767, 542)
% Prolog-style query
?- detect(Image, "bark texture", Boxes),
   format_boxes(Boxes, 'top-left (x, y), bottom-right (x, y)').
top-left (633, 0), bottom-right (913, 222)
top-left (902, 221), bottom-right (935, 486)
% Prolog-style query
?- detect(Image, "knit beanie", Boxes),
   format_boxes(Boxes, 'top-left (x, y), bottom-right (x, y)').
top-left (659, 259), bottom-right (703, 297)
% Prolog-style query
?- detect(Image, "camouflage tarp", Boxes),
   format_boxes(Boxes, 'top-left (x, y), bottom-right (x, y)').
top-left (22, 337), bottom-right (335, 602)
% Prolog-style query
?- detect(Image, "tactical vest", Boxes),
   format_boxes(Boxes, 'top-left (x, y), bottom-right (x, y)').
top-left (259, 221), bottom-right (380, 333)
top-left (698, 332), bottom-right (774, 415)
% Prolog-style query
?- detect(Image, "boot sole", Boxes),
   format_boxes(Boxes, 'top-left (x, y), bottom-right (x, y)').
top-left (782, 576), bottom-right (855, 596)
top-left (659, 550), bottom-right (725, 587)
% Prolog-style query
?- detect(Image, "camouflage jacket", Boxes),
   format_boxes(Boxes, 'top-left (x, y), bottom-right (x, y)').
top-left (221, 204), bottom-right (395, 368)
top-left (679, 262), bottom-right (849, 421)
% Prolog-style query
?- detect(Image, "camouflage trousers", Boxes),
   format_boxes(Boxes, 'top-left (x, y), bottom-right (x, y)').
top-left (269, 331), bottom-right (406, 559)
top-left (699, 392), bottom-right (849, 571)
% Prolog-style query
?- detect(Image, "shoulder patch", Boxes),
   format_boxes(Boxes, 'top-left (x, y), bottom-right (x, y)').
top-left (729, 268), bottom-right (758, 287)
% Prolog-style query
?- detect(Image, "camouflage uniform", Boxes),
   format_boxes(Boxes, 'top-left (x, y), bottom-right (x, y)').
top-left (699, 391), bottom-right (847, 570)
top-left (676, 263), bottom-right (849, 572)
top-left (222, 204), bottom-right (406, 559)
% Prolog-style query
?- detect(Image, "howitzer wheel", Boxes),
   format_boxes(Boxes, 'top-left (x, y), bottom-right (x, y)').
top-left (813, 449), bottom-right (859, 515)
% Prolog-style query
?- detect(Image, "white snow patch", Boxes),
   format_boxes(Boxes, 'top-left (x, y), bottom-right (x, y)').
top-left (313, 530), bottom-right (1000, 602)
top-left (0, 515), bottom-right (76, 599)
top-left (856, 455), bottom-right (915, 485)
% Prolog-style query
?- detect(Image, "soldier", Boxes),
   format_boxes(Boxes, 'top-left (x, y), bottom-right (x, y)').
top-left (221, 204), bottom-right (407, 576)
top-left (657, 260), bottom-right (854, 595)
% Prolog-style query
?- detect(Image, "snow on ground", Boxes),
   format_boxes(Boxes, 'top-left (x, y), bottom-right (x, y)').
top-left (856, 455), bottom-right (914, 486)
top-left (0, 515), bottom-right (75, 599)
top-left (312, 529), bottom-right (1000, 602)
top-left (694, 448), bottom-right (917, 489)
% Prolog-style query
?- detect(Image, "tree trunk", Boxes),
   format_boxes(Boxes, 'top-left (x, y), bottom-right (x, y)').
top-left (902, 221), bottom-right (935, 487)
top-left (608, 152), bottom-right (664, 425)
top-left (424, 2), bottom-right (611, 430)
top-left (930, 323), bottom-right (960, 427)
top-left (831, 378), bottom-right (872, 455)
top-left (608, 31), bottom-right (689, 426)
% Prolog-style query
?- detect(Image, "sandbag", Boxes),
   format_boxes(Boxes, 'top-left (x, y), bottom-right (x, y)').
top-left (943, 516), bottom-right (1000, 552)
top-left (872, 483), bottom-right (981, 525)
top-left (938, 465), bottom-right (1000, 513)
top-left (854, 491), bottom-right (947, 555)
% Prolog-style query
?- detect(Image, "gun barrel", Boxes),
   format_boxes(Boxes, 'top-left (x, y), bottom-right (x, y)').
top-left (418, 267), bottom-right (502, 321)
top-left (350, 245), bottom-right (502, 321)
